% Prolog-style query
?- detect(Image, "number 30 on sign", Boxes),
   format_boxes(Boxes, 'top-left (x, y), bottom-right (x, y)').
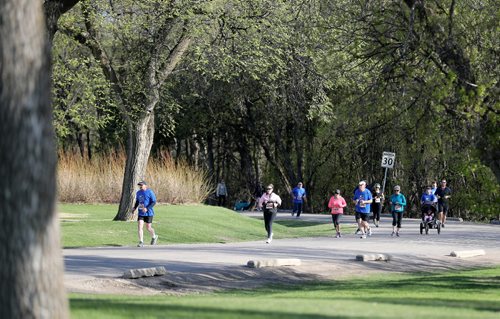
top-left (381, 152), bottom-right (396, 168)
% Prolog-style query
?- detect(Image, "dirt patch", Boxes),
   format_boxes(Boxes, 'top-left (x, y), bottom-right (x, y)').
top-left (65, 254), bottom-right (500, 296)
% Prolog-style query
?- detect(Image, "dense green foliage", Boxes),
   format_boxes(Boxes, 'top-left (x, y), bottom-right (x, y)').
top-left (70, 267), bottom-right (500, 318)
top-left (52, 0), bottom-right (499, 220)
top-left (59, 203), bottom-right (340, 247)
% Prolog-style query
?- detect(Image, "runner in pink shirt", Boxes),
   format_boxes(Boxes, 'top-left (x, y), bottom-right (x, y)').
top-left (328, 189), bottom-right (347, 238)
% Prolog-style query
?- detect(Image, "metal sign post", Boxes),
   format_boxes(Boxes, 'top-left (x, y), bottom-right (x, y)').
top-left (381, 152), bottom-right (396, 193)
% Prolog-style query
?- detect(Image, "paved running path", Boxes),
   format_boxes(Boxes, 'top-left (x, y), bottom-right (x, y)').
top-left (64, 212), bottom-right (500, 292)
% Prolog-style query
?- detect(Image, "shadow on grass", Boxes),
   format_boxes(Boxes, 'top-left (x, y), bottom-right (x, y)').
top-left (232, 271), bottom-right (500, 313)
top-left (274, 220), bottom-right (326, 228)
top-left (70, 268), bottom-right (500, 318)
top-left (70, 299), bottom-right (355, 319)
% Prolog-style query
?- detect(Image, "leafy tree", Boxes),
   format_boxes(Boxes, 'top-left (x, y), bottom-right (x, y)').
top-left (58, 0), bottom-right (214, 220)
top-left (52, 34), bottom-right (122, 157)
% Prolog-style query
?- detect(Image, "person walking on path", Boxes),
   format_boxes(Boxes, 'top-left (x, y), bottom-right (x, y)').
top-left (291, 182), bottom-right (307, 218)
top-left (328, 189), bottom-right (347, 238)
top-left (353, 180), bottom-right (373, 239)
top-left (435, 179), bottom-right (452, 227)
top-left (258, 184), bottom-right (282, 243)
top-left (133, 181), bottom-right (158, 247)
top-left (390, 185), bottom-right (406, 237)
top-left (216, 179), bottom-right (228, 207)
top-left (371, 183), bottom-right (384, 227)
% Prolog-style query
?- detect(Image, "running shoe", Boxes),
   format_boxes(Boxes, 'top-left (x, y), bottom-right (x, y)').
top-left (360, 234), bottom-right (366, 239)
top-left (396, 232), bottom-right (400, 237)
top-left (150, 234), bottom-right (158, 245)
top-left (367, 228), bottom-right (372, 236)
top-left (391, 232), bottom-right (395, 237)
top-left (137, 241), bottom-right (144, 247)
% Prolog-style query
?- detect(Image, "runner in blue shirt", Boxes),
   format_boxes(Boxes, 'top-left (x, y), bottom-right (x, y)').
top-left (390, 185), bottom-right (406, 237)
top-left (133, 181), bottom-right (158, 247)
top-left (291, 182), bottom-right (307, 218)
top-left (352, 180), bottom-right (373, 239)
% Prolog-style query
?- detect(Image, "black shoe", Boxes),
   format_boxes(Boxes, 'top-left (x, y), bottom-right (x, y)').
top-left (442, 224), bottom-right (445, 228)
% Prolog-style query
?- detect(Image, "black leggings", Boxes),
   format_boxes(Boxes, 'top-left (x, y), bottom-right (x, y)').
top-left (372, 203), bottom-right (382, 222)
top-left (392, 211), bottom-right (403, 228)
top-left (331, 214), bottom-right (340, 227)
top-left (263, 209), bottom-right (277, 237)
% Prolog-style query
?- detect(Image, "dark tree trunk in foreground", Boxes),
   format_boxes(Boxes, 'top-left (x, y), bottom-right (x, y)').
top-left (0, 1), bottom-right (68, 318)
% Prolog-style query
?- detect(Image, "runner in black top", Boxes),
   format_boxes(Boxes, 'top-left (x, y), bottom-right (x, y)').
top-left (434, 179), bottom-right (452, 227)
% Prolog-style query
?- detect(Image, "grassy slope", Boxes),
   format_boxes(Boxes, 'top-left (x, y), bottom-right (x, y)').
top-left (70, 267), bottom-right (500, 319)
top-left (59, 204), bottom-right (340, 248)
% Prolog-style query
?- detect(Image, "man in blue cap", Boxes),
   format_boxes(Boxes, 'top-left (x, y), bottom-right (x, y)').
top-left (133, 181), bottom-right (158, 247)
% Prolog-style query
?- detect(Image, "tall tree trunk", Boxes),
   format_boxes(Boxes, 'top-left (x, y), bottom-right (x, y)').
top-left (0, 1), bottom-right (68, 317)
top-left (114, 114), bottom-right (155, 220)
top-left (206, 134), bottom-right (215, 179)
top-left (86, 130), bottom-right (92, 160)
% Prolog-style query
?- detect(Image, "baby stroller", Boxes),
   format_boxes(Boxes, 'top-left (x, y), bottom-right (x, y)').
top-left (420, 203), bottom-right (441, 235)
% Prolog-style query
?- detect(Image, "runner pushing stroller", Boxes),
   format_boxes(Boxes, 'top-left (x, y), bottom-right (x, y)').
top-left (420, 186), bottom-right (441, 235)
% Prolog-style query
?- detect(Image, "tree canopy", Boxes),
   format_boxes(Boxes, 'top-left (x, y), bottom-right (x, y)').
top-left (52, 0), bottom-right (499, 221)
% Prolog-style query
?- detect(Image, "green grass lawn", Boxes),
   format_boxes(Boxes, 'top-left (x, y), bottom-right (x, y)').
top-left (59, 204), bottom-right (342, 247)
top-left (70, 267), bottom-right (500, 319)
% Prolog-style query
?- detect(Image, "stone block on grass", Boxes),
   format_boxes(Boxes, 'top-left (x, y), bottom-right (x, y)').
top-left (356, 254), bottom-right (391, 262)
top-left (450, 250), bottom-right (485, 258)
top-left (247, 258), bottom-right (301, 268)
top-left (123, 266), bottom-right (167, 279)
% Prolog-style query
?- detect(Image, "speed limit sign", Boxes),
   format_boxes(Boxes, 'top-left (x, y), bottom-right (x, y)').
top-left (381, 152), bottom-right (396, 168)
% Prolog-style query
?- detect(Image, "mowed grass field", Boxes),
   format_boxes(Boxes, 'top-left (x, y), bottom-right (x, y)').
top-left (59, 204), bottom-right (342, 247)
top-left (70, 267), bottom-right (500, 319)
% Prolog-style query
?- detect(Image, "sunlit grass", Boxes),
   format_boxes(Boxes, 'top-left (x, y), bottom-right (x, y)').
top-left (59, 203), bottom-right (343, 247)
top-left (70, 267), bottom-right (500, 319)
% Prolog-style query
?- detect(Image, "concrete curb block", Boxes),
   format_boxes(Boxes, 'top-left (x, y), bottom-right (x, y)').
top-left (123, 266), bottom-right (167, 279)
top-left (450, 250), bottom-right (486, 258)
top-left (247, 259), bottom-right (301, 268)
top-left (356, 254), bottom-right (391, 262)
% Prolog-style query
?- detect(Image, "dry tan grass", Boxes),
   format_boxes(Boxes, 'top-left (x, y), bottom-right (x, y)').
top-left (57, 151), bottom-right (212, 204)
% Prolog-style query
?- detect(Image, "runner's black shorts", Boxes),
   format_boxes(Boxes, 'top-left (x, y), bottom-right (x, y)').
top-left (438, 203), bottom-right (449, 215)
top-left (355, 212), bottom-right (369, 221)
top-left (138, 215), bottom-right (153, 223)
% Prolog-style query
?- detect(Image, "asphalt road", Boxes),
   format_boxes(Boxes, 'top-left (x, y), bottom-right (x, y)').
top-left (64, 212), bottom-right (500, 290)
